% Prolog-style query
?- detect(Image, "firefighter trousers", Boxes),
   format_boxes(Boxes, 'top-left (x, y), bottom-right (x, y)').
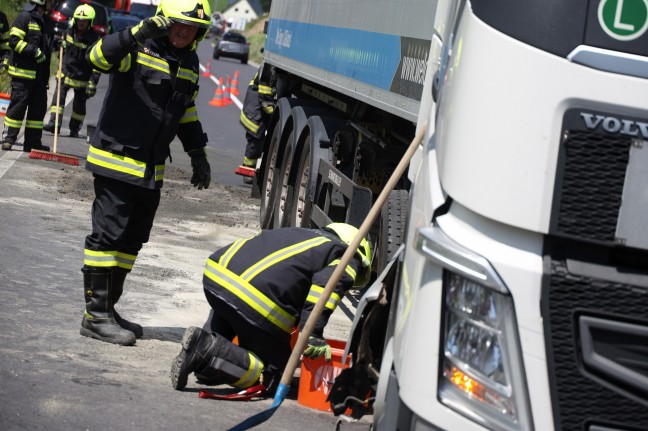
top-left (84, 174), bottom-right (161, 272)
top-left (47, 82), bottom-right (87, 132)
top-left (200, 288), bottom-right (292, 386)
top-left (3, 78), bottom-right (47, 146)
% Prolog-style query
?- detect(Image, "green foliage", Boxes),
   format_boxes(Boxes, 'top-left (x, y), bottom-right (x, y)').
top-left (216, 0), bottom-right (228, 12)
top-left (243, 16), bottom-right (266, 65)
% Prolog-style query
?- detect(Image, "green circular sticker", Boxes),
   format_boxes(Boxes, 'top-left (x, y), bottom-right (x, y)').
top-left (598, 0), bottom-right (648, 41)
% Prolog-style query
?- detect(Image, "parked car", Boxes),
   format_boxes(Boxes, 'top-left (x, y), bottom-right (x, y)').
top-left (213, 31), bottom-right (249, 64)
top-left (109, 12), bottom-right (141, 32)
top-left (50, 0), bottom-right (111, 38)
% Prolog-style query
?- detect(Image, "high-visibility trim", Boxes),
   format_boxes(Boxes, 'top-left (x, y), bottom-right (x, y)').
top-left (258, 84), bottom-right (273, 96)
top-left (179, 106), bottom-right (198, 124)
top-left (50, 105), bottom-right (63, 114)
top-left (71, 111), bottom-right (85, 121)
top-left (241, 237), bottom-right (330, 282)
top-left (27, 23), bottom-right (40, 32)
top-left (232, 352), bottom-right (263, 389)
top-left (25, 120), bottom-right (42, 129)
top-left (239, 111), bottom-right (259, 134)
top-left (87, 145), bottom-right (147, 178)
top-left (218, 238), bottom-right (249, 268)
top-left (242, 157), bottom-right (256, 167)
top-left (15, 40), bottom-right (27, 53)
top-left (83, 249), bottom-right (137, 269)
top-left (0, 42), bottom-right (8, 50)
top-left (306, 285), bottom-right (342, 311)
top-left (137, 52), bottom-right (169, 75)
top-left (177, 67), bottom-right (198, 83)
top-left (10, 27), bottom-right (25, 38)
top-left (154, 165), bottom-right (165, 181)
top-left (262, 105), bottom-right (274, 115)
top-left (118, 54), bottom-right (131, 72)
top-left (4, 117), bottom-right (22, 128)
top-left (328, 259), bottom-right (357, 280)
top-left (205, 259), bottom-right (296, 333)
top-left (89, 39), bottom-right (111, 71)
top-left (63, 76), bottom-right (89, 88)
top-left (9, 66), bottom-right (36, 79)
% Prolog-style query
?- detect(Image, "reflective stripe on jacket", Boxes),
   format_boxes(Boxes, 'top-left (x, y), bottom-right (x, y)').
top-left (61, 27), bottom-right (100, 83)
top-left (85, 28), bottom-right (207, 189)
top-left (8, 10), bottom-right (49, 80)
top-left (203, 227), bottom-right (361, 338)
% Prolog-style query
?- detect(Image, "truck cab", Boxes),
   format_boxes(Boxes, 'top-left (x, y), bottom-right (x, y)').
top-left (339, 0), bottom-right (648, 430)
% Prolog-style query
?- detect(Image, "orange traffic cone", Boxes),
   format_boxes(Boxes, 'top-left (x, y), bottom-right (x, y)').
top-left (230, 70), bottom-right (239, 95)
top-left (208, 79), bottom-right (225, 107)
top-left (223, 76), bottom-right (233, 105)
top-left (201, 58), bottom-right (212, 77)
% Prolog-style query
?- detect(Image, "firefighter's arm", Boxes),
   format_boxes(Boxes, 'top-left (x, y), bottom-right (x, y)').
top-left (86, 29), bottom-right (137, 74)
top-left (178, 110), bottom-right (211, 190)
top-left (9, 14), bottom-right (41, 59)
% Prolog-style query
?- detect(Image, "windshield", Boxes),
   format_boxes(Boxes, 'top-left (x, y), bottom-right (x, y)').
top-left (130, 4), bottom-right (157, 18)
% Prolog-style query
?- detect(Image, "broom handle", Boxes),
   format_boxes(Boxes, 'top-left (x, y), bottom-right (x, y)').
top-left (53, 45), bottom-right (63, 154)
top-left (279, 121), bottom-right (429, 388)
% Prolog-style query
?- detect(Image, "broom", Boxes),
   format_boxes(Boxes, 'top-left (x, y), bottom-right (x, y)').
top-left (227, 121), bottom-right (429, 431)
top-left (29, 45), bottom-right (80, 166)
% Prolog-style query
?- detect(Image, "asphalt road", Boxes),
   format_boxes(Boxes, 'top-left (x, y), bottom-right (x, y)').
top-left (0, 35), bottom-right (371, 431)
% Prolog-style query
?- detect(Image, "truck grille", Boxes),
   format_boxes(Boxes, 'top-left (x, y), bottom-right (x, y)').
top-left (552, 129), bottom-right (630, 243)
top-left (544, 258), bottom-right (648, 430)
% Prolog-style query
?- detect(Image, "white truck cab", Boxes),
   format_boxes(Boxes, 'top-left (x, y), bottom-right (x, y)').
top-left (337, 1), bottom-right (648, 430)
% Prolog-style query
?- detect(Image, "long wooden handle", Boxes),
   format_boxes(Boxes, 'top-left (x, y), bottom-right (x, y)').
top-left (279, 121), bottom-right (429, 387)
top-left (53, 45), bottom-right (63, 154)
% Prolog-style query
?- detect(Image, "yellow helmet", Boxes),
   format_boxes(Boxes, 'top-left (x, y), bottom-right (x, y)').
top-left (324, 223), bottom-right (372, 287)
top-left (157, 0), bottom-right (211, 41)
top-left (72, 4), bottom-right (95, 27)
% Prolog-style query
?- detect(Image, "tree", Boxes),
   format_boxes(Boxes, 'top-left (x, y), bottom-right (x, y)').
top-left (259, 0), bottom-right (271, 12)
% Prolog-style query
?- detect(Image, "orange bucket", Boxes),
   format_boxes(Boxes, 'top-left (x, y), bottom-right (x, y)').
top-left (298, 339), bottom-right (349, 412)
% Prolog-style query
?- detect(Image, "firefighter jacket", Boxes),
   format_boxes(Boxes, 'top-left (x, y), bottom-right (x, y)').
top-left (239, 65), bottom-right (276, 138)
top-left (8, 7), bottom-right (53, 80)
top-left (203, 227), bottom-right (363, 339)
top-left (0, 12), bottom-right (9, 61)
top-left (60, 26), bottom-right (100, 88)
top-left (86, 28), bottom-right (207, 190)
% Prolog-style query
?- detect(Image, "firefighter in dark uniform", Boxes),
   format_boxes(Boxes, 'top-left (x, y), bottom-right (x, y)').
top-left (1, 0), bottom-right (54, 152)
top-left (238, 63), bottom-right (276, 183)
top-left (43, 4), bottom-right (101, 137)
top-left (80, 0), bottom-right (213, 346)
top-left (0, 10), bottom-right (10, 72)
top-left (171, 223), bottom-right (372, 394)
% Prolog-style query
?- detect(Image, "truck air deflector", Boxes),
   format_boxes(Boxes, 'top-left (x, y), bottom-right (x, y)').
top-left (568, 45), bottom-right (648, 79)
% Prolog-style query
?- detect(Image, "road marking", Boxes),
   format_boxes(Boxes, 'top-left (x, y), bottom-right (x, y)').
top-left (0, 150), bottom-right (22, 180)
top-left (199, 63), bottom-right (243, 109)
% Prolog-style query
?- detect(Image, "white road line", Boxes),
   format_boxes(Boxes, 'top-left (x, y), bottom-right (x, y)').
top-left (0, 149), bottom-right (22, 180)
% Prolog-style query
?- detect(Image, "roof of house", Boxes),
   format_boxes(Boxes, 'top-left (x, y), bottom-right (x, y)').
top-left (223, 0), bottom-right (264, 17)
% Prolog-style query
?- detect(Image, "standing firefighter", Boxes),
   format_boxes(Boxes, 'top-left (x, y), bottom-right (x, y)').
top-left (81, 0), bottom-right (212, 346)
top-left (2, 0), bottom-right (54, 152)
top-left (0, 10), bottom-right (10, 72)
top-left (237, 64), bottom-right (276, 183)
top-left (170, 224), bottom-right (372, 395)
top-left (43, 4), bottom-right (100, 137)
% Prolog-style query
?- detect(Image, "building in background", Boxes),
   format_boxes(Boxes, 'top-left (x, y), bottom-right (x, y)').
top-left (221, 0), bottom-right (263, 30)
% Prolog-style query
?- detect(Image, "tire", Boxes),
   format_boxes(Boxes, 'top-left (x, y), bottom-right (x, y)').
top-left (272, 130), bottom-right (295, 229)
top-left (259, 123), bottom-right (282, 229)
top-left (290, 140), bottom-right (312, 228)
top-left (376, 189), bottom-right (409, 275)
top-left (241, 56), bottom-right (248, 64)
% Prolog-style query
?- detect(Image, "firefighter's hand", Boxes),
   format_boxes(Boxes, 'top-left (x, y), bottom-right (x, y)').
top-left (86, 82), bottom-right (96, 98)
top-left (130, 15), bottom-right (172, 44)
top-left (190, 152), bottom-right (211, 190)
top-left (0, 58), bottom-right (8, 74)
top-left (34, 48), bottom-right (46, 64)
top-left (56, 37), bottom-right (67, 49)
top-left (303, 336), bottom-right (331, 362)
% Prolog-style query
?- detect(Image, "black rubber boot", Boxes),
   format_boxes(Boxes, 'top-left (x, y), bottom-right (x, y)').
top-left (43, 121), bottom-right (57, 133)
top-left (80, 266), bottom-right (136, 346)
top-left (171, 327), bottom-right (219, 390)
top-left (23, 142), bottom-right (50, 153)
top-left (111, 269), bottom-right (143, 338)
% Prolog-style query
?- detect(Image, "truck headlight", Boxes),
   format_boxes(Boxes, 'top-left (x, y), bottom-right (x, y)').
top-left (416, 226), bottom-right (533, 431)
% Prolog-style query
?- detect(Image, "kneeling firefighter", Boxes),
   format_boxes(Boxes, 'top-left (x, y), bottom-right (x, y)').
top-left (171, 224), bottom-right (372, 395)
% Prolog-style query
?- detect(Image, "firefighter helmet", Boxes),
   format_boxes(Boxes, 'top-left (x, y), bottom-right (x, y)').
top-left (71, 4), bottom-right (95, 27)
top-left (324, 223), bottom-right (372, 287)
top-left (157, 0), bottom-right (211, 41)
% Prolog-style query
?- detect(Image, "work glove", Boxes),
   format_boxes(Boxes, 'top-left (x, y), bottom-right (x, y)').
top-left (86, 81), bottom-right (96, 98)
top-left (130, 15), bottom-right (173, 45)
top-left (56, 37), bottom-right (67, 49)
top-left (34, 48), bottom-right (46, 64)
top-left (0, 58), bottom-right (8, 74)
top-left (188, 149), bottom-right (211, 190)
top-left (303, 336), bottom-right (332, 362)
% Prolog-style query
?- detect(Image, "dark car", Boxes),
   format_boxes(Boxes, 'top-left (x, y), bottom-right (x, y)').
top-left (50, 0), bottom-right (111, 38)
top-left (213, 31), bottom-right (249, 64)
top-left (109, 12), bottom-right (141, 32)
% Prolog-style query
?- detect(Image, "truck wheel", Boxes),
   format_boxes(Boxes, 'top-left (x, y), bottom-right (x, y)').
top-left (290, 140), bottom-right (312, 227)
top-left (259, 124), bottom-right (282, 229)
top-left (376, 189), bottom-right (409, 275)
top-left (273, 130), bottom-right (295, 228)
